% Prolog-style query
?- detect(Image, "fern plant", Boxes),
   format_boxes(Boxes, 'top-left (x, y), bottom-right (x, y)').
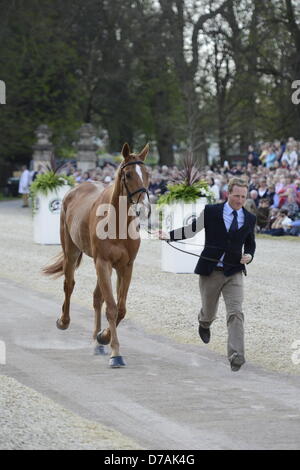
top-left (157, 153), bottom-right (215, 206)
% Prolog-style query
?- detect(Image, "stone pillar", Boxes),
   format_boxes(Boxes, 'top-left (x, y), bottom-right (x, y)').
top-left (76, 123), bottom-right (98, 172)
top-left (32, 125), bottom-right (54, 171)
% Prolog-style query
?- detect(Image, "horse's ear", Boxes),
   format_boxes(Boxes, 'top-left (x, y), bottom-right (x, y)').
top-left (121, 143), bottom-right (131, 160)
top-left (138, 143), bottom-right (149, 161)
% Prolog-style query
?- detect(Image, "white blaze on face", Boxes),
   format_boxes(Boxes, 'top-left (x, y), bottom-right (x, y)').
top-left (135, 164), bottom-right (146, 202)
top-left (135, 163), bottom-right (150, 217)
top-left (135, 164), bottom-right (144, 185)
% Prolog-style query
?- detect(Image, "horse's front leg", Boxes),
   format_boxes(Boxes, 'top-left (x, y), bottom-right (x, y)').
top-left (95, 259), bottom-right (125, 367)
top-left (93, 282), bottom-right (107, 355)
top-left (116, 264), bottom-right (133, 326)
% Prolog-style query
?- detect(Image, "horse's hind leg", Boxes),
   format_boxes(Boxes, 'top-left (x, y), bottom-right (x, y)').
top-left (57, 225), bottom-right (81, 330)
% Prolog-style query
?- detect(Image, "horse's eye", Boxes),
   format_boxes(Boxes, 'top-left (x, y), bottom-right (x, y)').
top-left (126, 173), bottom-right (131, 178)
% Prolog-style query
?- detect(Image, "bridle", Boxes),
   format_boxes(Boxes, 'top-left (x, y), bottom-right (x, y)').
top-left (120, 160), bottom-right (151, 215)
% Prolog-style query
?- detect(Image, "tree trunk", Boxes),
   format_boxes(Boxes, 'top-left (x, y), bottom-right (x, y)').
top-left (152, 89), bottom-right (174, 166)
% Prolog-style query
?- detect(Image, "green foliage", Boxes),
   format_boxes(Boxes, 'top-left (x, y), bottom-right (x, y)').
top-left (0, 0), bottom-right (83, 165)
top-left (157, 181), bottom-right (215, 206)
top-left (30, 171), bottom-right (74, 212)
top-left (1, 0), bottom-right (300, 170)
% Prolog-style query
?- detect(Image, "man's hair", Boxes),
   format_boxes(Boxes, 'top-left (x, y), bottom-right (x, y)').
top-left (228, 177), bottom-right (248, 193)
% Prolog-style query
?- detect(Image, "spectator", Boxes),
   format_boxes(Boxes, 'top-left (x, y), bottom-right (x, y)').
top-left (250, 189), bottom-right (259, 206)
top-left (219, 176), bottom-right (229, 200)
top-left (259, 142), bottom-right (269, 166)
top-left (286, 219), bottom-right (300, 236)
top-left (31, 164), bottom-right (44, 182)
top-left (82, 171), bottom-right (92, 182)
top-left (281, 189), bottom-right (299, 219)
top-left (249, 174), bottom-right (259, 192)
top-left (246, 145), bottom-right (260, 167)
top-left (265, 144), bottom-right (277, 169)
top-left (74, 169), bottom-right (83, 183)
top-left (266, 208), bottom-right (279, 230)
top-left (273, 140), bottom-right (283, 161)
top-left (295, 179), bottom-right (300, 206)
top-left (267, 184), bottom-right (276, 207)
top-left (103, 175), bottom-right (112, 187)
top-left (256, 198), bottom-right (270, 232)
top-left (281, 143), bottom-right (298, 170)
top-left (277, 176), bottom-right (297, 207)
top-left (244, 193), bottom-right (258, 216)
top-left (257, 178), bottom-right (269, 203)
top-left (18, 165), bottom-right (31, 208)
top-left (206, 176), bottom-right (220, 201)
top-left (264, 209), bottom-right (293, 236)
top-left (149, 175), bottom-right (164, 203)
top-left (231, 163), bottom-right (243, 176)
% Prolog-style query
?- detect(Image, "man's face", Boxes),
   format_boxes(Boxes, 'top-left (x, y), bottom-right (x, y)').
top-left (228, 185), bottom-right (248, 211)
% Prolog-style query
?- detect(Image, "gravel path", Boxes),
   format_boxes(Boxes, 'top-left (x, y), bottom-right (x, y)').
top-left (0, 375), bottom-right (139, 450)
top-left (0, 199), bottom-right (300, 448)
top-left (0, 200), bottom-right (299, 375)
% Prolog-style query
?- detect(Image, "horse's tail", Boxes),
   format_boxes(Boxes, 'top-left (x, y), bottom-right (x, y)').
top-left (42, 252), bottom-right (65, 278)
top-left (42, 252), bottom-right (83, 279)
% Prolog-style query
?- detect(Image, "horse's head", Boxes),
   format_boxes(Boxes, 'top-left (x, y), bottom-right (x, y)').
top-left (119, 143), bottom-right (151, 216)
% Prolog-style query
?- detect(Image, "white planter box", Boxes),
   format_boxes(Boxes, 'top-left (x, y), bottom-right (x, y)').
top-left (33, 185), bottom-right (71, 245)
top-left (161, 199), bottom-right (207, 273)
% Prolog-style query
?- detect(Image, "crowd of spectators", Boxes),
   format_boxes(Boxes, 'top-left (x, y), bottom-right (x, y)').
top-left (32, 137), bottom-right (300, 237)
top-left (146, 137), bottom-right (300, 237)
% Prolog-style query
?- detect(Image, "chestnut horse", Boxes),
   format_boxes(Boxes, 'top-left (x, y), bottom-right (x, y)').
top-left (43, 143), bottom-right (150, 367)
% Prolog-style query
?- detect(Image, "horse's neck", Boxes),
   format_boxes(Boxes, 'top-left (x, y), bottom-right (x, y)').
top-left (109, 173), bottom-right (124, 211)
top-left (108, 175), bottom-right (134, 233)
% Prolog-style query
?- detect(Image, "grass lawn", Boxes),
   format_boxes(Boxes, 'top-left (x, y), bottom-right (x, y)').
top-left (257, 233), bottom-right (300, 242)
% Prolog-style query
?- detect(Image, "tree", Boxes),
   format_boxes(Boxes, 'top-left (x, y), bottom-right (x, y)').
top-left (0, 0), bottom-right (82, 171)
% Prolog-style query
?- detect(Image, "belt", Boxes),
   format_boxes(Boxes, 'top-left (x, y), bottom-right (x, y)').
top-left (213, 266), bottom-right (224, 271)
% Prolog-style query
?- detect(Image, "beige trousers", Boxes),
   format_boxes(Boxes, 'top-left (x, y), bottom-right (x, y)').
top-left (198, 270), bottom-right (245, 365)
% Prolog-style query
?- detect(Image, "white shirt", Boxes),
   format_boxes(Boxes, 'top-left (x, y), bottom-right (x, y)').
top-left (210, 184), bottom-right (220, 201)
top-left (281, 151), bottom-right (298, 170)
top-left (18, 169), bottom-right (31, 194)
top-left (217, 202), bottom-right (245, 266)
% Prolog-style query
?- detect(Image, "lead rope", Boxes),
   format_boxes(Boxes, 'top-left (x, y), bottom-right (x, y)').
top-left (165, 240), bottom-right (243, 267)
top-left (142, 227), bottom-right (243, 268)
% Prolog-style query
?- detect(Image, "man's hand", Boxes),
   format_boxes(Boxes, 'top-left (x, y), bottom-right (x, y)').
top-left (240, 254), bottom-right (252, 264)
top-left (154, 230), bottom-right (170, 240)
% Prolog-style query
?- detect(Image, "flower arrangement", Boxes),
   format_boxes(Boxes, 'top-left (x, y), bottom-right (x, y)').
top-left (157, 154), bottom-right (215, 206)
top-left (30, 154), bottom-right (75, 213)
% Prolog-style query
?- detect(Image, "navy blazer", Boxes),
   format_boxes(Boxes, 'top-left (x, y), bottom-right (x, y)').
top-left (169, 202), bottom-right (256, 277)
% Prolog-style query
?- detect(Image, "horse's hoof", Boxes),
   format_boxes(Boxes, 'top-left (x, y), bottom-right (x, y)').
top-left (56, 318), bottom-right (70, 330)
top-left (94, 344), bottom-right (108, 356)
top-left (109, 356), bottom-right (126, 368)
top-left (96, 329), bottom-right (111, 345)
